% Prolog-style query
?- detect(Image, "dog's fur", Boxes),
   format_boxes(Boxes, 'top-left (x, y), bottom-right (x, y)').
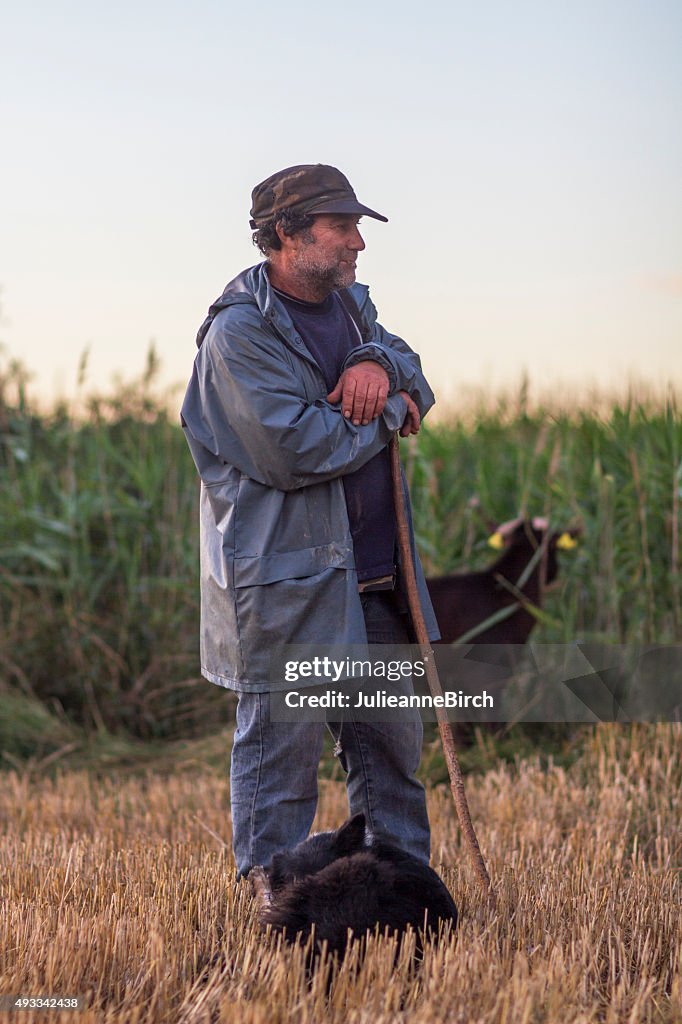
top-left (250, 813), bottom-right (458, 959)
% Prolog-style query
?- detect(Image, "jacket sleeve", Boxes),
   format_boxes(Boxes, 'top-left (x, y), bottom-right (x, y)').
top-left (180, 308), bottom-right (408, 492)
top-left (340, 287), bottom-right (436, 419)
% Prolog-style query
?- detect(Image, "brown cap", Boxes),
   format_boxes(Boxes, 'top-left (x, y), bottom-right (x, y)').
top-left (249, 164), bottom-right (388, 229)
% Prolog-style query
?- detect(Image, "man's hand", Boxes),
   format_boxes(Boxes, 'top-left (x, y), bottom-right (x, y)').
top-left (326, 361), bottom-right (420, 435)
top-left (327, 360), bottom-right (390, 425)
top-left (397, 390), bottom-right (421, 436)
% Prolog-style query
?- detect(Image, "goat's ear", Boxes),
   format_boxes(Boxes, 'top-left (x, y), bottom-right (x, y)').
top-left (250, 866), bottom-right (273, 909)
top-left (334, 813), bottom-right (367, 854)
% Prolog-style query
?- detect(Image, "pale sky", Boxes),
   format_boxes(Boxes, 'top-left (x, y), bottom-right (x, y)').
top-left (2, 0), bottom-right (681, 410)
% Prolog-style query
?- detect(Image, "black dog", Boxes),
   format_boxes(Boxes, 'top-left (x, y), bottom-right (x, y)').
top-left (250, 813), bottom-right (458, 960)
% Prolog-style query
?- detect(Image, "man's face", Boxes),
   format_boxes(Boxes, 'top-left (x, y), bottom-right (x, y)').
top-left (289, 214), bottom-right (365, 292)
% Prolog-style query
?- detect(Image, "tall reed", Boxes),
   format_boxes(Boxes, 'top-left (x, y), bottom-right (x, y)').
top-left (1, 354), bottom-right (680, 739)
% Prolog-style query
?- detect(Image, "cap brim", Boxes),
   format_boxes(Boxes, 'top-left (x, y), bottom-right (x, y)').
top-left (307, 198), bottom-right (388, 222)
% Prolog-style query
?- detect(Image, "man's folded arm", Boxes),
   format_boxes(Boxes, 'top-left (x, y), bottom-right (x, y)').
top-left (340, 290), bottom-right (435, 418)
top-left (181, 320), bottom-right (408, 492)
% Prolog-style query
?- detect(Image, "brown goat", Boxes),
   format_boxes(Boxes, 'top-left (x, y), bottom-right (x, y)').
top-left (426, 517), bottom-right (579, 645)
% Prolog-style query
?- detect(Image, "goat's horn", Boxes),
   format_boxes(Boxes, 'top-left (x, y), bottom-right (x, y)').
top-left (495, 516), bottom-right (523, 538)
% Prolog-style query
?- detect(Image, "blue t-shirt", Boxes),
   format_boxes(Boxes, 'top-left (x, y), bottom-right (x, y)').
top-left (275, 288), bottom-right (396, 583)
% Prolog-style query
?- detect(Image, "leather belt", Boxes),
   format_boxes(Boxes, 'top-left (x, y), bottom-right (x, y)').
top-left (358, 573), bottom-right (396, 594)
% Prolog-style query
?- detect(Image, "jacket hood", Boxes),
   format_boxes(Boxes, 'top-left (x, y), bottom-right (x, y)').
top-left (196, 264), bottom-right (270, 348)
top-left (196, 264), bottom-right (371, 349)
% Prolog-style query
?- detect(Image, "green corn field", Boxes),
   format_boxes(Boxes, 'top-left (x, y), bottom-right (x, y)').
top-left (1, 354), bottom-right (680, 741)
top-left (0, 354), bottom-right (680, 1022)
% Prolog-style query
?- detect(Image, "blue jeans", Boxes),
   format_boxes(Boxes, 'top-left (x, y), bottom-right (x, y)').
top-left (230, 592), bottom-right (430, 875)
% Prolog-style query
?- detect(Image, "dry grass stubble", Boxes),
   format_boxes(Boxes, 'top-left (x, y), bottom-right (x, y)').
top-left (0, 725), bottom-right (680, 1023)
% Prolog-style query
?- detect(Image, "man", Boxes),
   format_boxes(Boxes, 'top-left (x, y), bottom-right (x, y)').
top-left (181, 164), bottom-right (440, 877)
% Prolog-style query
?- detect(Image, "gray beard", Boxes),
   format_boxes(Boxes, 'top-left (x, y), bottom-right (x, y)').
top-left (304, 264), bottom-right (354, 293)
top-left (290, 247), bottom-right (355, 297)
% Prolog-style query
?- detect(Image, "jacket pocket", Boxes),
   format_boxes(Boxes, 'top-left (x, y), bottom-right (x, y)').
top-left (233, 543), bottom-right (354, 588)
top-left (232, 547), bottom-right (362, 657)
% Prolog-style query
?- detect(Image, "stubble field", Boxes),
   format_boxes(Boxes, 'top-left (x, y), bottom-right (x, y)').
top-left (1, 724), bottom-right (680, 1024)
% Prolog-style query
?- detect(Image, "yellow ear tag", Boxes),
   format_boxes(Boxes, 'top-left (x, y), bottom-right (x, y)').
top-left (556, 532), bottom-right (578, 550)
top-left (487, 532), bottom-right (504, 550)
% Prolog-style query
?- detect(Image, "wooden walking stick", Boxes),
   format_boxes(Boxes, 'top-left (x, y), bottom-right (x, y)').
top-left (389, 433), bottom-right (495, 904)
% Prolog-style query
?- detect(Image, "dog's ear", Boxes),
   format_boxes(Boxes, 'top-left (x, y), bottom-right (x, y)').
top-left (249, 866), bottom-right (273, 909)
top-left (333, 813), bottom-right (367, 855)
